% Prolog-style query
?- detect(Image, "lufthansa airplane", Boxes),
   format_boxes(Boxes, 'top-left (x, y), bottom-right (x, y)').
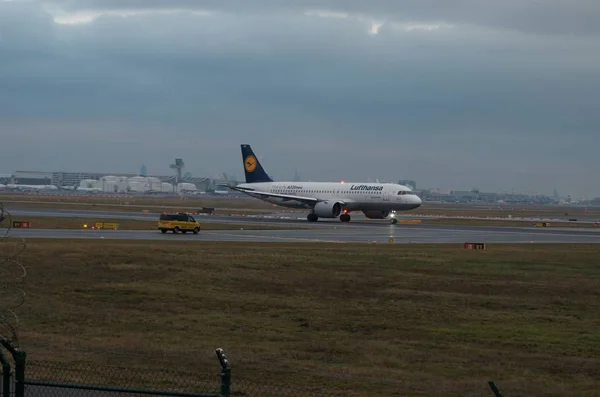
top-left (230, 144), bottom-right (422, 223)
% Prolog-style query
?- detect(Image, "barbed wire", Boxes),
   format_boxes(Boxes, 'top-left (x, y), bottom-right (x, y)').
top-left (0, 202), bottom-right (27, 343)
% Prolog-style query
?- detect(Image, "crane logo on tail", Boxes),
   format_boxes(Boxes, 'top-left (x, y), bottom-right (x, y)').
top-left (244, 155), bottom-right (257, 172)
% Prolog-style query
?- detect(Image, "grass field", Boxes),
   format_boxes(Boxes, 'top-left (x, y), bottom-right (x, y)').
top-left (0, 199), bottom-right (275, 216)
top-left (8, 240), bottom-right (600, 396)
top-left (0, 193), bottom-right (276, 213)
top-left (1, 215), bottom-right (305, 230)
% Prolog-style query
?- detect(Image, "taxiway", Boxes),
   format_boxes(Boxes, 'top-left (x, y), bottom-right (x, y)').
top-left (5, 220), bottom-right (600, 244)
top-left (3, 208), bottom-right (600, 243)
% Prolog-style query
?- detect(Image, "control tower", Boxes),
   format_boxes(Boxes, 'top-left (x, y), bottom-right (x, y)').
top-left (170, 158), bottom-right (184, 185)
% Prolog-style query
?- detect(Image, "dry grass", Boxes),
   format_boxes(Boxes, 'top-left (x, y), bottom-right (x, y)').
top-left (9, 240), bottom-right (600, 396)
top-left (0, 193), bottom-right (276, 213)
top-left (1, 200), bottom-right (274, 216)
top-left (1, 215), bottom-right (306, 230)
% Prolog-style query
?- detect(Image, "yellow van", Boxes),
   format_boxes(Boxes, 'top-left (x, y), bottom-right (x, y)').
top-left (157, 213), bottom-right (200, 234)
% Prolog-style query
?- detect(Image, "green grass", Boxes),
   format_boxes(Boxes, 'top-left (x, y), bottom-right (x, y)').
top-left (7, 240), bottom-right (600, 396)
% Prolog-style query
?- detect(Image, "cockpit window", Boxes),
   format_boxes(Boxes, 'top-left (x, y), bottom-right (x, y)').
top-left (397, 191), bottom-right (407, 195)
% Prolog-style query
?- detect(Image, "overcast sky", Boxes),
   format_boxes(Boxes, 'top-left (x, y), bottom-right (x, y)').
top-left (1, 1), bottom-right (599, 197)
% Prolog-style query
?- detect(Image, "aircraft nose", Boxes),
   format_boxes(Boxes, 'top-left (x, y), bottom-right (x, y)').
top-left (413, 195), bottom-right (422, 207)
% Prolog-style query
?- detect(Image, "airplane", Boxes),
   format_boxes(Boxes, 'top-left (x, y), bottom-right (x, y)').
top-left (229, 144), bottom-right (422, 223)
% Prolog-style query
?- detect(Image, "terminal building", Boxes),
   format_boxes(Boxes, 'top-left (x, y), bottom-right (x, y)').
top-left (11, 171), bottom-right (54, 185)
top-left (7, 170), bottom-right (213, 193)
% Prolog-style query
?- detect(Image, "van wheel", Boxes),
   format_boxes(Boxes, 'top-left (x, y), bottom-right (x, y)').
top-left (160, 229), bottom-right (167, 233)
top-left (173, 227), bottom-right (180, 233)
top-left (193, 227), bottom-right (199, 234)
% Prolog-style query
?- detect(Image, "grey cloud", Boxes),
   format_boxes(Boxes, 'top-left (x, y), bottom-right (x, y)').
top-left (0, 1), bottom-right (599, 196)
top-left (51, 0), bottom-right (600, 36)
top-left (0, 2), bottom-right (57, 50)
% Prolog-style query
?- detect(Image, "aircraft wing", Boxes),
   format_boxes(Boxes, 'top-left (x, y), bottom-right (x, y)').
top-left (232, 186), bottom-right (341, 205)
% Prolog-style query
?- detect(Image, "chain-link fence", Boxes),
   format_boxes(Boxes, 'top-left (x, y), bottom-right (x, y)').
top-left (228, 380), bottom-right (348, 397)
top-left (0, 340), bottom-right (505, 397)
top-left (0, 343), bottom-right (365, 397)
top-left (23, 360), bottom-right (225, 397)
top-left (0, 349), bottom-right (13, 396)
top-left (0, 341), bottom-right (231, 397)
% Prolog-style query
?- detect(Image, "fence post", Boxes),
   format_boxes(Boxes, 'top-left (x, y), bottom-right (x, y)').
top-left (0, 339), bottom-right (26, 397)
top-left (215, 348), bottom-right (231, 397)
top-left (0, 349), bottom-right (11, 397)
top-left (13, 349), bottom-right (26, 397)
top-left (488, 381), bottom-right (504, 397)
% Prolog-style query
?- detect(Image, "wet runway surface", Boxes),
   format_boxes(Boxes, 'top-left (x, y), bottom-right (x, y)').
top-left (6, 224), bottom-right (600, 244)
top-left (4, 208), bottom-right (600, 243)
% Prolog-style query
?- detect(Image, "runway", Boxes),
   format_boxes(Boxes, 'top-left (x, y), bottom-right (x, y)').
top-left (3, 208), bottom-right (599, 243)
top-left (5, 223), bottom-right (600, 244)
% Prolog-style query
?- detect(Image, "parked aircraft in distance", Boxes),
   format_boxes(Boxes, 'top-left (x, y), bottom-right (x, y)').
top-left (230, 144), bottom-right (422, 223)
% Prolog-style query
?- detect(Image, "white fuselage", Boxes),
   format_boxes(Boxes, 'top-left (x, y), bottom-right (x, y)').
top-left (236, 181), bottom-right (422, 211)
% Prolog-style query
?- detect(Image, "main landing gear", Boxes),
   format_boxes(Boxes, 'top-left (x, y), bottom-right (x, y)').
top-left (306, 212), bottom-right (352, 222)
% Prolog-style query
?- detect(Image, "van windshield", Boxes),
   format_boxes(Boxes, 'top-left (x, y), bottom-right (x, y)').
top-left (159, 214), bottom-right (178, 221)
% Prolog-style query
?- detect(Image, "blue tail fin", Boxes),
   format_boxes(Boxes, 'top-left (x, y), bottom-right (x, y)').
top-left (241, 144), bottom-right (273, 183)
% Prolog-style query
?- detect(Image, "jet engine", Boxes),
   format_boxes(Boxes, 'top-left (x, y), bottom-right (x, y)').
top-left (362, 210), bottom-right (390, 219)
top-left (313, 201), bottom-right (342, 218)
